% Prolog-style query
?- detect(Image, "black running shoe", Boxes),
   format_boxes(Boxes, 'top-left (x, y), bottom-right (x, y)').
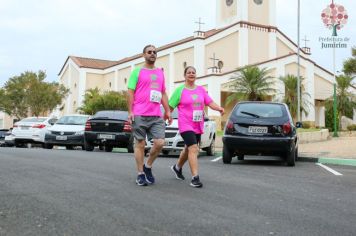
top-left (171, 165), bottom-right (185, 180)
top-left (143, 164), bottom-right (155, 184)
top-left (190, 175), bottom-right (203, 188)
top-left (136, 174), bottom-right (148, 186)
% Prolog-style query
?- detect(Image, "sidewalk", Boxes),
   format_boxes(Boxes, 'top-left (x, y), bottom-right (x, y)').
top-left (215, 136), bottom-right (356, 166)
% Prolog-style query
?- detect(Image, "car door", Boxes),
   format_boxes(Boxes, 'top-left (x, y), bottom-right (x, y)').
top-left (200, 116), bottom-right (211, 148)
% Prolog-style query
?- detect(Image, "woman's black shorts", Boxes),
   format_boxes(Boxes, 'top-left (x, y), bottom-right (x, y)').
top-left (180, 131), bottom-right (201, 147)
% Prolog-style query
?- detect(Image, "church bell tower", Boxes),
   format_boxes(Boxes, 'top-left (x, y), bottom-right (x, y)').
top-left (216, 0), bottom-right (276, 28)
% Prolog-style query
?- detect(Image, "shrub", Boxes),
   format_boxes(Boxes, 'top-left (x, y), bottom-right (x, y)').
top-left (301, 121), bottom-right (311, 129)
top-left (325, 99), bottom-right (339, 131)
top-left (347, 124), bottom-right (356, 131)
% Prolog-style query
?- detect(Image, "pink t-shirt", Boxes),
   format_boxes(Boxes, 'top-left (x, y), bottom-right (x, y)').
top-left (169, 85), bottom-right (213, 134)
top-left (128, 67), bottom-right (166, 116)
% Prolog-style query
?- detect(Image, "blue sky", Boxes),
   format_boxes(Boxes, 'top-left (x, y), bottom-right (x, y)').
top-left (0, 0), bottom-right (355, 87)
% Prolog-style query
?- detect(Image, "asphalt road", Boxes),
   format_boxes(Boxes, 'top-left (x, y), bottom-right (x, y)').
top-left (1, 147), bottom-right (356, 236)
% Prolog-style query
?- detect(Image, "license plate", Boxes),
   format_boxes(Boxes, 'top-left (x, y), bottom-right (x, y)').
top-left (248, 126), bottom-right (268, 134)
top-left (21, 126), bottom-right (30, 130)
top-left (98, 134), bottom-right (115, 140)
top-left (56, 136), bottom-right (67, 140)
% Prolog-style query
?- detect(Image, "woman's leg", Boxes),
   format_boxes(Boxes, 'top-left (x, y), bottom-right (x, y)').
top-left (176, 146), bottom-right (188, 169)
top-left (187, 144), bottom-right (199, 176)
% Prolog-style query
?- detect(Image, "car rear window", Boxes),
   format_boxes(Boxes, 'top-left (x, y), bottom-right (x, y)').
top-left (56, 116), bottom-right (88, 125)
top-left (21, 117), bottom-right (47, 122)
top-left (93, 111), bottom-right (128, 120)
top-left (235, 103), bottom-right (284, 118)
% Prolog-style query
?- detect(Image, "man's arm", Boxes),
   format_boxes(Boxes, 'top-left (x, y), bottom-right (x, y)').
top-left (127, 89), bottom-right (135, 124)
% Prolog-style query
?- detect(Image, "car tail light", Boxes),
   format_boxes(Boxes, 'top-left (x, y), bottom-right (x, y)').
top-left (13, 124), bottom-right (18, 128)
top-left (123, 121), bottom-right (132, 132)
top-left (32, 124), bottom-right (46, 129)
top-left (225, 120), bottom-right (235, 134)
top-left (282, 122), bottom-right (291, 135)
top-left (85, 121), bottom-right (92, 131)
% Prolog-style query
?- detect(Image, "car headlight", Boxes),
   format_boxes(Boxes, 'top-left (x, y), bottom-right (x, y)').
top-left (75, 131), bottom-right (84, 135)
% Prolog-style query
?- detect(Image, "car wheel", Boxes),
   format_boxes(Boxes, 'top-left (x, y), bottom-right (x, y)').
top-left (223, 145), bottom-right (233, 164)
top-left (286, 143), bottom-right (296, 167)
top-left (84, 141), bottom-right (94, 152)
top-left (105, 145), bottom-right (113, 152)
top-left (99, 145), bottom-right (104, 151)
top-left (206, 138), bottom-right (215, 156)
top-left (162, 150), bottom-right (169, 155)
top-left (66, 145), bottom-right (74, 150)
top-left (237, 154), bottom-right (244, 161)
top-left (43, 143), bottom-right (53, 149)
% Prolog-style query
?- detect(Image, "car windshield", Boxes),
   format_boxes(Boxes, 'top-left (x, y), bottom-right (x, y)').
top-left (56, 116), bottom-right (88, 125)
top-left (235, 103), bottom-right (284, 118)
top-left (93, 111), bottom-right (128, 120)
top-left (21, 117), bottom-right (47, 123)
top-left (160, 107), bottom-right (178, 119)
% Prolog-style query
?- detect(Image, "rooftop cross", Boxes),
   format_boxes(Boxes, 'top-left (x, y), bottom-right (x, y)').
top-left (302, 35), bottom-right (310, 48)
top-left (195, 17), bottom-right (205, 32)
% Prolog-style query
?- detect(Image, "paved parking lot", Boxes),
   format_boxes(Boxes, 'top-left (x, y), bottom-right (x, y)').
top-left (1, 147), bottom-right (356, 235)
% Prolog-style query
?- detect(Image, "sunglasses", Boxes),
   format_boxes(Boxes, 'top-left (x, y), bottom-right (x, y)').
top-left (146, 50), bottom-right (157, 55)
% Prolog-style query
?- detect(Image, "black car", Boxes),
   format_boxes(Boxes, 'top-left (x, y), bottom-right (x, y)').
top-left (222, 101), bottom-right (301, 166)
top-left (84, 110), bottom-right (134, 152)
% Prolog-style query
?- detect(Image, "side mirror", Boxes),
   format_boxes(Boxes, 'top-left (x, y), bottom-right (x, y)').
top-left (295, 122), bottom-right (302, 128)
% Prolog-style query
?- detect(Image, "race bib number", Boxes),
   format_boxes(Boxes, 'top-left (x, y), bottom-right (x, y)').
top-left (193, 110), bottom-right (203, 122)
top-left (150, 90), bottom-right (162, 103)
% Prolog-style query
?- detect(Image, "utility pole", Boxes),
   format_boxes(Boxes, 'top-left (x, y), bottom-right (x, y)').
top-left (333, 83), bottom-right (338, 137)
top-left (297, 0), bottom-right (301, 122)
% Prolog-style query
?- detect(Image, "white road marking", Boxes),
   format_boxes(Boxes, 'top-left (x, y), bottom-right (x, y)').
top-left (316, 163), bottom-right (343, 176)
top-left (211, 156), bottom-right (222, 162)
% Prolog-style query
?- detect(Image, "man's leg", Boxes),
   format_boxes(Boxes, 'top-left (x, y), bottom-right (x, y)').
top-left (134, 139), bottom-right (146, 172)
top-left (146, 138), bottom-right (164, 166)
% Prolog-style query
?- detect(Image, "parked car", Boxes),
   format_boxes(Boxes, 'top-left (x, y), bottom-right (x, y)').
top-left (4, 129), bottom-right (14, 147)
top-left (222, 101), bottom-right (301, 166)
top-left (10, 117), bottom-right (57, 147)
top-left (84, 110), bottom-right (134, 152)
top-left (0, 129), bottom-right (9, 147)
top-left (145, 108), bottom-right (216, 156)
top-left (44, 114), bottom-right (89, 149)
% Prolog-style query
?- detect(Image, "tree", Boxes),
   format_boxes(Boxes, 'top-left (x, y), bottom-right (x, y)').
top-left (78, 89), bottom-right (128, 115)
top-left (278, 74), bottom-right (311, 121)
top-left (343, 47), bottom-right (356, 75)
top-left (0, 71), bottom-right (69, 119)
top-left (335, 74), bottom-right (356, 120)
top-left (226, 66), bottom-right (276, 104)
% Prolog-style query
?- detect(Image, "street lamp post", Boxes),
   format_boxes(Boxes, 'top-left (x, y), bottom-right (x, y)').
top-left (297, 0), bottom-right (301, 123)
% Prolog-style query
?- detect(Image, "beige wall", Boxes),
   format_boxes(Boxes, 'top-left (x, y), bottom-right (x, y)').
top-left (248, 0), bottom-right (270, 25)
top-left (118, 67), bottom-right (131, 91)
top-left (86, 73), bottom-right (104, 91)
top-left (277, 38), bottom-right (294, 57)
top-left (0, 112), bottom-right (15, 129)
top-left (248, 30), bottom-right (269, 64)
top-left (285, 63), bottom-right (306, 78)
top-left (174, 47), bottom-right (194, 82)
top-left (205, 32), bottom-right (239, 73)
top-left (104, 71), bottom-right (115, 91)
top-left (155, 55), bottom-right (170, 88)
top-left (314, 74), bottom-right (333, 100)
top-left (70, 65), bottom-right (80, 112)
top-left (219, 0), bottom-right (237, 23)
top-left (60, 66), bottom-right (69, 87)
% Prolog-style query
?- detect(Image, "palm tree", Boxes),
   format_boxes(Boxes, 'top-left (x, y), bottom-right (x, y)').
top-left (335, 74), bottom-right (356, 120)
top-left (279, 74), bottom-right (311, 121)
top-left (226, 66), bottom-right (276, 104)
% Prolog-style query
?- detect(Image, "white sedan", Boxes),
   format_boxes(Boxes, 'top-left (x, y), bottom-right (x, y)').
top-left (11, 117), bottom-right (57, 147)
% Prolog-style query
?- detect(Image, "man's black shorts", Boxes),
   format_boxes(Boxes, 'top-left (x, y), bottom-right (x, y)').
top-left (180, 131), bottom-right (201, 147)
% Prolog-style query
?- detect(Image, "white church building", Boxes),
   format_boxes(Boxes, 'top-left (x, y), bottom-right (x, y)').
top-left (57, 0), bottom-right (336, 129)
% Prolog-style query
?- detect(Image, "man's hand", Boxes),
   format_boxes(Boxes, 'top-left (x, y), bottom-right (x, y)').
top-left (128, 112), bottom-right (134, 125)
top-left (164, 111), bottom-right (172, 125)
